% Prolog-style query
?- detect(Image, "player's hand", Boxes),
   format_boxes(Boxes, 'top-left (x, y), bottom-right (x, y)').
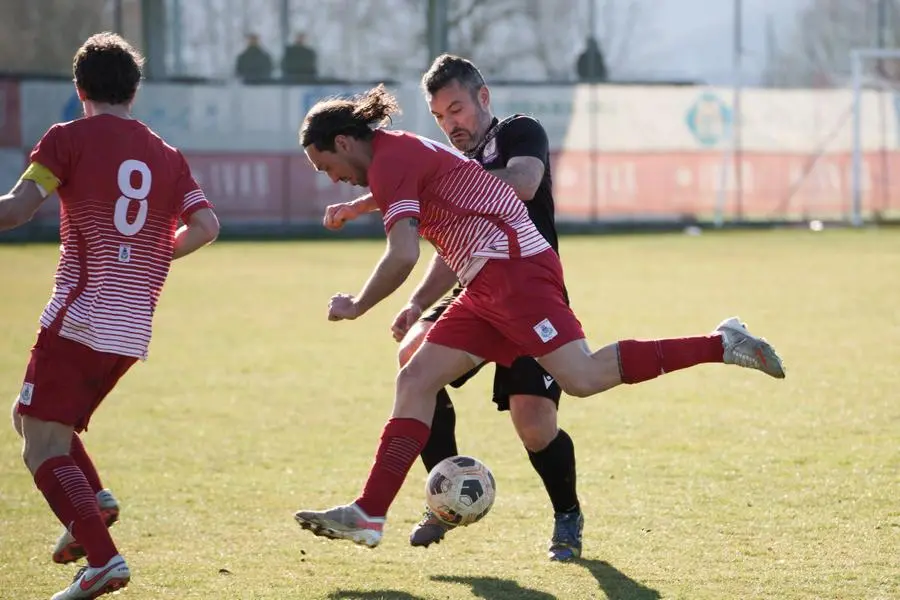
top-left (390, 302), bottom-right (423, 341)
top-left (323, 202), bottom-right (359, 230)
top-left (328, 293), bottom-right (361, 321)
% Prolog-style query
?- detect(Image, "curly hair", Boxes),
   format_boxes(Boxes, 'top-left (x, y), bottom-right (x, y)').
top-left (73, 32), bottom-right (144, 105)
top-left (300, 84), bottom-right (401, 151)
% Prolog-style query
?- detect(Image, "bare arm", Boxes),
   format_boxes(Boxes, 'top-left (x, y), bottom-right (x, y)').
top-left (488, 156), bottom-right (545, 201)
top-left (0, 180), bottom-right (46, 231)
top-left (323, 192), bottom-right (380, 230)
top-left (173, 207), bottom-right (220, 260)
top-left (350, 192), bottom-right (379, 213)
top-left (353, 217), bottom-right (421, 316)
top-left (409, 252), bottom-right (458, 310)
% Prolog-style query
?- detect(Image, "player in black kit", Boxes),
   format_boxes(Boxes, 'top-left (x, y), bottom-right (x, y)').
top-left (389, 54), bottom-right (583, 561)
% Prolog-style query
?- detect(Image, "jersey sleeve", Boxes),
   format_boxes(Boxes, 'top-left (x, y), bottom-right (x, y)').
top-left (174, 152), bottom-right (213, 221)
top-left (24, 124), bottom-right (70, 195)
top-left (498, 117), bottom-right (549, 164)
top-left (368, 156), bottom-right (421, 232)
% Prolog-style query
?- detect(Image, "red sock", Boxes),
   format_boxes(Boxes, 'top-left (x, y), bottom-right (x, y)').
top-left (70, 434), bottom-right (103, 493)
top-left (618, 335), bottom-right (724, 384)
top-left (34, 455), bottom-right (118, 567)
top-left (355, 418), bottom-right (431, 518)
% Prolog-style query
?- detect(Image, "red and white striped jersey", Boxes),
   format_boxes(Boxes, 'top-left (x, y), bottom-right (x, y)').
top-left (29, 114), bottom-right (213, 359)
top-left (369, 130), bottom-right (549, 282)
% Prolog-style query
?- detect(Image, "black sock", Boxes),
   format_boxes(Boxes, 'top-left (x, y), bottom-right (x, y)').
top-left (420, 388), bottom-right (458, 473)
top-left (527, 429), bottom-right (580, 514)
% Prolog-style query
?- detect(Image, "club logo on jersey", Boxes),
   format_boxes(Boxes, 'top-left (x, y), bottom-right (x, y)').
top-left (18, 382), bottom-right (34, 406)
top-left (118, 244), bottom-right (132, 263)
top-left (482, 137), bottom-right (498, 162)
top-left (533, 318), bottom-right (558, 343)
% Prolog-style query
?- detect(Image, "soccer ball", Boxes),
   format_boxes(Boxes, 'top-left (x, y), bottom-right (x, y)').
top-left (425, 455), bottom-right (496, 527)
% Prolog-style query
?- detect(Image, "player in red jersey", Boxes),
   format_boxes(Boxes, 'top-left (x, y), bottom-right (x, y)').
top-left (1, 33), bottom-right (219, 599)
top-left (294, 85), bottom-right (785, 549)
top-left (325, 55), bottom-right (589, 560)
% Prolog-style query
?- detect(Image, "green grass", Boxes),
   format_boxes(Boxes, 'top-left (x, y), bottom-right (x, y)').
top-left (1, 229), bottom-right (898, 600)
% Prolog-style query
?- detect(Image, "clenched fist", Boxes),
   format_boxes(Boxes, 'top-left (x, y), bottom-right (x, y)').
top-left (328, 293), bottom-right (361, 321)
top-left (323, 202), bottom-right (360, 230)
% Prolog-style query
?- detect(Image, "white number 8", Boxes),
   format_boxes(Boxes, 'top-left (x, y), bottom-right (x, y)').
top-left (114, 159), bottom-right (152, 236)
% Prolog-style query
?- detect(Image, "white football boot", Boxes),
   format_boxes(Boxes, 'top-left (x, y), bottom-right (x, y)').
top-left (294, 502), bottom-right (384, 548)
top-left (717, 317), bottom-right (786, 378)
top-left (50, 554), bottom-right (130, 599)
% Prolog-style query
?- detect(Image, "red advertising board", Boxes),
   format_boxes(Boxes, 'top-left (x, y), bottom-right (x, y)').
top-left (25, 149), bottom-right (900, 227)
top-left (552, 150), bottom-right (897, 219)
top-left (184, 153), bottom-right (360, 223)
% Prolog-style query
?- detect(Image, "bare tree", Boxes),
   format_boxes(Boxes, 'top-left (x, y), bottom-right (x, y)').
top-left (2, 0), bottom-right (651, 83)
top-left (440, 0), bottom-right (652, 81)
top-left (0, 0), bottom-right (116, 76)
top-left (763, 0), bottom-right (900, 88)
top-left (591, 0), bottom-right (650, 77)
top-left (174, 0), bottom-right (426, 81)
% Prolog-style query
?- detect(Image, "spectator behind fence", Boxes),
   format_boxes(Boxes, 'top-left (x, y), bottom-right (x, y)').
top-left (576, 36), bottom-right (608, 83)
top-left (282, 33), bottom-right (318, 83)
top-left (235, 33), bottom-right (273, 83)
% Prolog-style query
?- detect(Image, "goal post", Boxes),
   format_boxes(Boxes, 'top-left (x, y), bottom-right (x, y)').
top-left (850, 47), bottom-right (900, 226)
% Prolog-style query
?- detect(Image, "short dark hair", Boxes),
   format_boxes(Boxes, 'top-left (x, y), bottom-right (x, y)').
top-left (73, 32), bottom-right (144, 105)
top-left (421, 54), bottom-right (485, 98)
top-left (300, 84), bottom-right (401, 151)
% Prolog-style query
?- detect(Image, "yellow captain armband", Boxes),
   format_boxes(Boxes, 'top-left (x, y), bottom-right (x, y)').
top-left (20, 162), bottom-right (60, 198)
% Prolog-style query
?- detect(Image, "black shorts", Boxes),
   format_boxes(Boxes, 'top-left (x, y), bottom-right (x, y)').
top-left (421, 288), bottom-right (563, 411)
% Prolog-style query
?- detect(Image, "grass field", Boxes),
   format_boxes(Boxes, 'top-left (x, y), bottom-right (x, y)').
top-left (0, 229), bottom-right (898, 600)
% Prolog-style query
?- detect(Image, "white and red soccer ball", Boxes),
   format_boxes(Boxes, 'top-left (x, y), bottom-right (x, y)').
top-left (425, 455), bottom-right (496, 527)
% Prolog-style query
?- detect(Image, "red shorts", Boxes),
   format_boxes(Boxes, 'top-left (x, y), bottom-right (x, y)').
top-left (426, 249), bottom-right (585, 367)
top-left (15, 329), bottom-right (137, 432)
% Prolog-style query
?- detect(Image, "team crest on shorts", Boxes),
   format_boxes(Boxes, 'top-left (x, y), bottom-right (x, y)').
top-left (18, 382), bottom-right (34, 406)
top-left (533, 318), bottom-right (558, 343)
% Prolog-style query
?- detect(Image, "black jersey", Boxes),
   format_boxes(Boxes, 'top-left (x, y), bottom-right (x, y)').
top-left (467, 115), bottom-right (559, 252)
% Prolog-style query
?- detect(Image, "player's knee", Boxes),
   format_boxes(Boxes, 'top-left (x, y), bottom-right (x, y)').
top-left (518, 422), bottom-right (557, 452)
top-left (10, 399), bottom-right (23, 438)
top-left (21, 437), bottom-right (68, 474)
top-left (394, 362), bottom-right (445, 424)
top-left (397, 352), bottom-right (452, 403)
top-left (510, 396), bottom-right (558, 451)
top-left (19, 418), bottom-right (74, 474)
top-left (20, 438), bottom-right (42, 473)
top-left (22, 446), bottom-right (46, 474)
top-left (396, 361), bottom-right (433, 398)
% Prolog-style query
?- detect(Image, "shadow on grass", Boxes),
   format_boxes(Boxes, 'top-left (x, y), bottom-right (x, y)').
top-left (575, 558), bottom-right (661, 600)
top-left (328, 591), bottom-right (427, 600)
top-left (431, 574), bottom-right (557, 600)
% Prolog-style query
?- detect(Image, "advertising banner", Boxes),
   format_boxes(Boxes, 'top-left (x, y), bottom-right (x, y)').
top-left (14, 79), bottom-right (900, 225)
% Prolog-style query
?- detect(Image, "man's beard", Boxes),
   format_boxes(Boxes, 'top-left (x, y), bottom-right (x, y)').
top-left (450, 129), bottom-right (479, 152)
